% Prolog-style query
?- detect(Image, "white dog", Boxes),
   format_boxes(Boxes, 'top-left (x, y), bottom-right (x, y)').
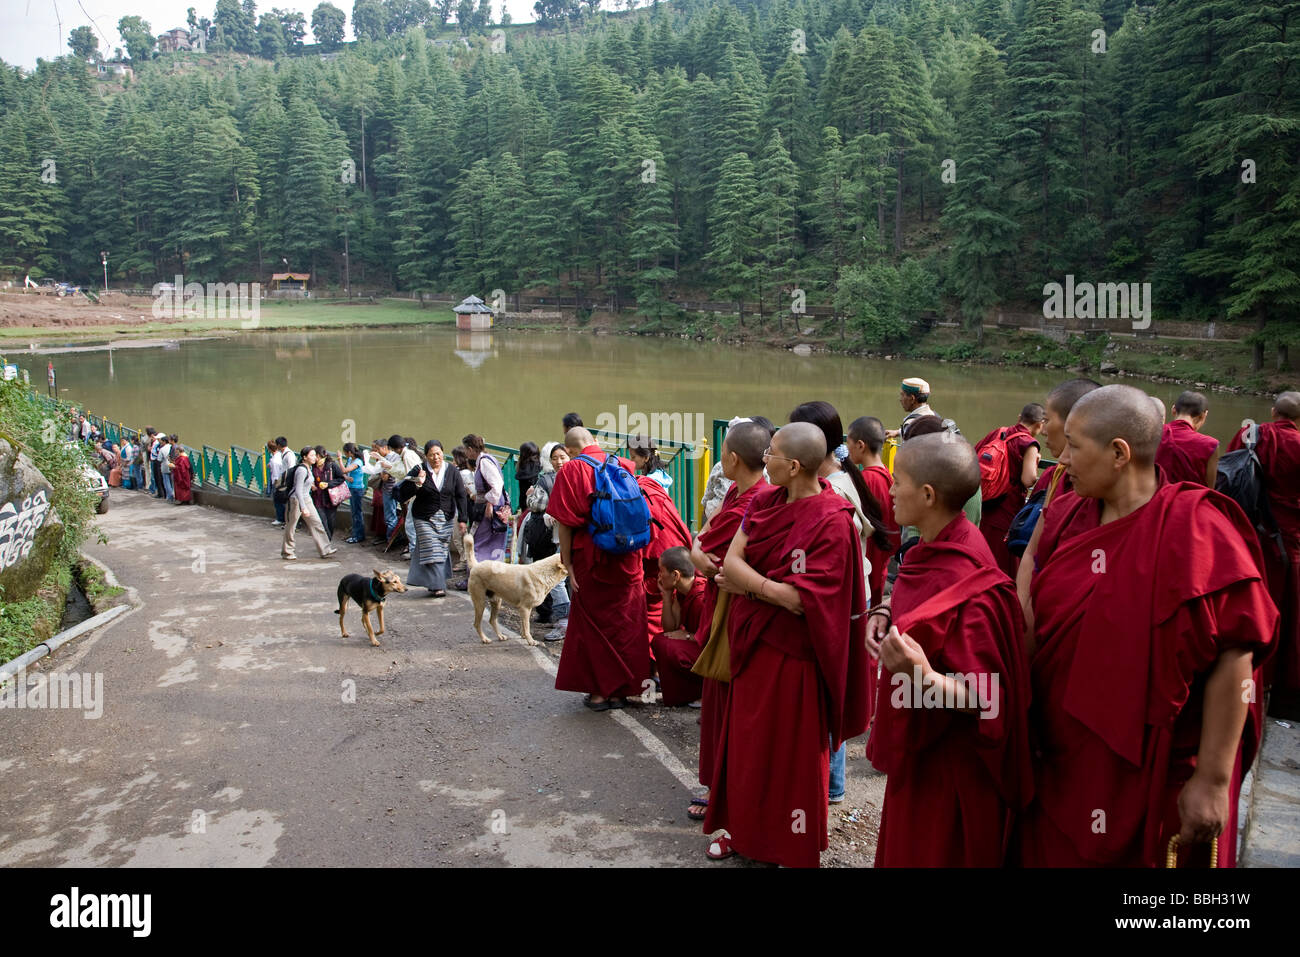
top-left (463, 533), bottom-right (568, 646)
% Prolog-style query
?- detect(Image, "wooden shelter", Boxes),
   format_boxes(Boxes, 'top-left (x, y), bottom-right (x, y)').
top-left (454, 295), bottom-right (494, 331)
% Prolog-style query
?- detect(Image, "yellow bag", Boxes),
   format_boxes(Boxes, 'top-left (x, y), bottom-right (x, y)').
top-left (691, 590), bottom-right (732, 682)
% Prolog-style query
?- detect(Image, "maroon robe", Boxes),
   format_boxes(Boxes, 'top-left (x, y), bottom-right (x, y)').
top-left (861, 465), bottom-right (899, 604)
top-left (702, 480), bottom-right (871, 868)
top-left (1229, 420), bottom-right (1300, 694)
top-left (1020, 481), bottom-right (1277, 867)
top-left (1156, 420), bottom-right (1219, 486)
top-left (172, 452), bottom-right (194, 504)
top-left (651, 576), bottom-right (708, 706)
top-left (977, 423), bottom-right (1039, 578)
top-left (694, 479), bottom-right (768, 787)
top-left (869, 514), bottom-right (1031, 866)
top-left (638, 475), bottom-right (692, 655)
top-left (547, 447), bottom-right (649, 699)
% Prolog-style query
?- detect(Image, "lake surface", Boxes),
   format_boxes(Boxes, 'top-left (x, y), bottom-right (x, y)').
top-left (8, 327), bottom-right (1266, 456)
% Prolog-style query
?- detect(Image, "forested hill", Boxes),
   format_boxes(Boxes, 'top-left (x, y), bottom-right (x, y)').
top-left (1, 0), bottom-right (1297, 356)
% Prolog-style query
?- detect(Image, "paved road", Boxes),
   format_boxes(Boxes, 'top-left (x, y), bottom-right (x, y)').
top-left (0, 493), bottom-right (884, 867)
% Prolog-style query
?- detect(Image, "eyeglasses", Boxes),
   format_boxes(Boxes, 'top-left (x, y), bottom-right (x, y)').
top-left (762, 446), bottom-right (793, 462)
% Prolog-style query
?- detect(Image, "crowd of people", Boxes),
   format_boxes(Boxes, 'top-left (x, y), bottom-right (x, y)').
top-left (80, 376), bottom-right (1300, 869)
top-left (512, 381), bottom-right (1296, 869)
top-left (68, 410), bottom-right (194, 505)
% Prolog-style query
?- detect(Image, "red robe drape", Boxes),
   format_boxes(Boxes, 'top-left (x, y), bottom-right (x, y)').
top-left (547, 447), bottom-right (648, 699)
top-left (651, 576), bottom-right (708, 706)
top-left (694, 479), bottom-right (767, 787)
top-left (1229, 421), bottom-right (1300, 694)
top-left (638, 475), bottom-right (692, 653)
top-left (1156, 420), bottom-right (1219, 486)
top-left (977, 423), bottom-right (1039, 578)
top-left (172, 453), bottom-right (193, 503)
top-left (1020, 481), bottom-right (1277, 867)
top-left (867, 514), bottom-right (1032, 866)
top-left (703, 480), bottom-right (871, 868)
top-left (861, 465), bottom-right (898, 603)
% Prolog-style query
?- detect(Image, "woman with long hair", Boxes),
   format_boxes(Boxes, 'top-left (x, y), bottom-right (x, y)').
top-left (339, 442), bottom-right (369, 544)
top-left (311, 445), bottom-right (346, 541)
top-left (462, 433), bottom-right (508, 568)
top-left (398, 440), bottom-right (469, 597)
top-left (628, 434), bottom-right (672, 489)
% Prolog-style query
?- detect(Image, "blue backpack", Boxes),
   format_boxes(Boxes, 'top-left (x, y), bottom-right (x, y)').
top-left (577, 453), bottom-right (652, 554)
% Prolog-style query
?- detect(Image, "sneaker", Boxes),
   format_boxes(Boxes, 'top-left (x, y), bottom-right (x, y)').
top-left (828, 794), bottom-right (845, 805)
top-left (543, 619), bottom-right (568, 642)
top-left (271, 520), bottom-right (285, 527)
top-left (322, 549), bottom-right (338, 558)
top-left (281, 554), bottom-right (297, 561)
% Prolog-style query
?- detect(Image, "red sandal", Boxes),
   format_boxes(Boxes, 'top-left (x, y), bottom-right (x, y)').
top-left (706, 833), bottom-right (736, 860)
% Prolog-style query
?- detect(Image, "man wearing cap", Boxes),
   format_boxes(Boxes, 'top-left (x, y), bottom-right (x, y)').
top-left (886, 378), bottom-right (959, 441)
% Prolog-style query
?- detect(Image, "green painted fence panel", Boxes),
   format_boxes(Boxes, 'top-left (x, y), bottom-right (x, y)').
top-left (229, 445), bottom-right (266, 493)
top-left (202, 446), bottom-right (230, 490)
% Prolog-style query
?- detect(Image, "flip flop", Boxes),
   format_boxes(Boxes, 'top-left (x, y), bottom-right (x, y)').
top-left (706, 833), bottom-right (736, 861)
top-left (607, 697), bottom-right (626, 710)
top-left (431, 590), bottom-right (446, 598)
top-left (687, 798), bottom-right (708, 821)
top-left (583, 694), bottom-right (612, 712)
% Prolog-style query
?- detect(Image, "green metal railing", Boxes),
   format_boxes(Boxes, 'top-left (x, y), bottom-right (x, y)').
top-left (202, 446), bottom-right (231, 491)
top-left (229, 444), bottom-right (267, 493)
top-left (483, 443), bottom-right (519, 507)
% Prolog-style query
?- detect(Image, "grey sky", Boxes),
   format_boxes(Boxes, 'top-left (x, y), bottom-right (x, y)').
top-left (1, 0), bottom-right (541, 69)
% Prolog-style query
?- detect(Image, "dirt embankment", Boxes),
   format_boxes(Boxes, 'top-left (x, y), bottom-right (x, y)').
top-left (0, 291), bottom-right (170, 329)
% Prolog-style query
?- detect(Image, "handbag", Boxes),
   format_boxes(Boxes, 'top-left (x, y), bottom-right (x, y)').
top-left (1005, 467), bottom-right (1064, 556)
top-left (328, 483), bottom-right (349, 506)
top-left (690, 590), bottom-right (732, 682)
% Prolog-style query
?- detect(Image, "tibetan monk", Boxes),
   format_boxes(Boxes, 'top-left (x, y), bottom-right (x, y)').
top-left (1227, 391), bottom-right (1300, 713)
top-left (688, 419), bottom-right (770, 821)
top-left (866, 434), bottom-right (1032, 866)
top-left (638, 473), bottom-right (692, 653)
top-left (1019, 385), bottom-right (1277, 868)
top-left (703, 422), bottom-right (871, 866)
top-left (651, 546), bottom-right (708, 706)
top-left (976, 404), bottom-right (1044, 577)
top-left (848, 416), bottom-right (900, 605)
top-left (1016, 378), bottom-right (1100, 634)
top-left (1156, 391), bottom-right (1220, 486)
top-left (548, 427), bottom-right (648, 710)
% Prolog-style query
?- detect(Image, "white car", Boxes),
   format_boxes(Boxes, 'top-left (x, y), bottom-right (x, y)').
top-left (81, 463), bottom-right (110, 514)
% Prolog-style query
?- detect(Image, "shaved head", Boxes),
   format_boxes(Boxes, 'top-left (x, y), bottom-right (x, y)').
top-left (894, 433), bottom-right (980, 512)
top-left (724, 420), bottom-right (769, 471)
top-left (1046, 378), bottom-right (1101, 417)
top-left (1150, 395), bottom-right (1166, 422)
top-left (773, 421), bottom-right (825, 473)
top-left (1174, 390), bottom-right (1208, 418)
top-left (1069, 385), bottom-right (1162, 466)
top-left (659, 546), bottom-right (695, 577)
top-left (1274, 391), bottom-right (1300, 421)
top-left (1020, 403), bottom-right (1046, 425)
top-left (564, 427), bottom-right (594, 452)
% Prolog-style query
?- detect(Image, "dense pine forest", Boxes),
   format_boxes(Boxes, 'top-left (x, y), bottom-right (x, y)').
top-left (0, 0), bottom-right (1297, 362)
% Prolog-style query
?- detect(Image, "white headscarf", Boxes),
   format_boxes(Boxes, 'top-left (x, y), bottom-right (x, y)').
top-left (540, 441), bottom-right (560, 472)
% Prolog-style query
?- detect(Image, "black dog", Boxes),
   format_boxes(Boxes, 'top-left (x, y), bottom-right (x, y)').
top-left (335, 569), bottom-right (407, 646)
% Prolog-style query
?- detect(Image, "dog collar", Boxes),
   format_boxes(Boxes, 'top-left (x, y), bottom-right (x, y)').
top-left (369, 579), bottom-right (384, 602)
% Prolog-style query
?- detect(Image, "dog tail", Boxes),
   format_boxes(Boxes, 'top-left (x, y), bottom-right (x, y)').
top-left (463, 533), bottom-right (476, 570)
top-left (335, 581), bottom-right (347, 614)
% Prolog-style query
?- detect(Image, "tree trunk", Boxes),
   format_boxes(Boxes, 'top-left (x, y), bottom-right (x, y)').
top-left (894, 149), bottom-right (905, 256)
top-left (1252, 309), bottom-right (1265, 372)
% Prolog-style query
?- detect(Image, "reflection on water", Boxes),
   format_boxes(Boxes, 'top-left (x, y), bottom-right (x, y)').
top-left (13, 328), bottom-right (1266, 455)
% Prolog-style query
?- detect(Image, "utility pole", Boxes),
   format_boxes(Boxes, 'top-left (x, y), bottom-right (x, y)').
top-left (100, 251), bottom-right (109, 291)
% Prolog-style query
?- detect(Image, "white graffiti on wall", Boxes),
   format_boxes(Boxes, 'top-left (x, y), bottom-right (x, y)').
top-left (0, 490), bottom-right (52, 572)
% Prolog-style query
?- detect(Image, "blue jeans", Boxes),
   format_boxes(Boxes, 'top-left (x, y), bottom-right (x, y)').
top-left (549, 579), bottom-right (570, 620)
top-left (349, 487), bottom-right (366, 540)
top-left (382, 485), bottom-right (399, 536)
top-left (829, 739), bottom-right (846, 801)
top-left (163, 473), bottom-right (174, 500)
